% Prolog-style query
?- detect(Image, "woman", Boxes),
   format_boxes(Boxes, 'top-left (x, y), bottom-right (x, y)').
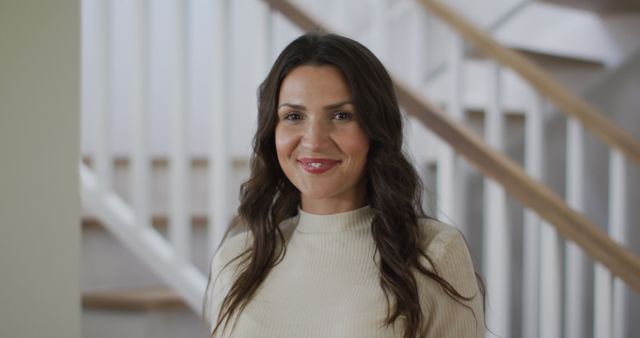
top-left (205, 33), bottom-right (484, 338)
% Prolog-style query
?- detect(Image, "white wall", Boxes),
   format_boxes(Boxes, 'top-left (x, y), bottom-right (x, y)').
top-left (0, 1), bottom-right (81, 338)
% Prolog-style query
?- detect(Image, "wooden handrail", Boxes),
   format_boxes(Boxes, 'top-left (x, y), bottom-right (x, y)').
top-left (264, 0), bottom-right (640, 293)
top-left (417, 0), bottom-right (640, 165)
top-left (395, 81), bottom-right (640, 293)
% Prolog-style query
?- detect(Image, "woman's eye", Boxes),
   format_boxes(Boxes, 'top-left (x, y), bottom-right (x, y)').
top-left (283, 112), bottom-right (302, 121)
top-left (333, 111), bottom-right (353, 120)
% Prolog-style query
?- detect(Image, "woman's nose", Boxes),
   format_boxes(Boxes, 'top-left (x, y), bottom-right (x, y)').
top-left (301, 120), bottom-right (330, 151)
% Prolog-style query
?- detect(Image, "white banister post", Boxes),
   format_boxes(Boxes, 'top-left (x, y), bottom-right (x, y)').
top-left (168, 0), bottom-right (190, 264)
top-left (612, 276), bottom-right (627, 338)
top-left (86, 0), bottom-right (112, 190)
top-left (594, 245), bottom-right (612, 337)
top-left (437, 32), bottom-right (463, 226)
top-left (565, 118), bottom-right (587, 338)
top-left (209, 0), bottom-right (230, 253)
top-left (522, 88), bottom-right (542, 338)
top-left (437, 147), bottom-right (456, 223)
top-left (255, 0), bottom-right (273, 95)
top-left (407, 6), bottom-right (427, 88)
top-left (483, 62), bottom-right (509, 338)
top-left (538, 100), bottom-right (561, 338)
top-left (595, 150), bottom-right (628, 338)
top-left (610, 150), bottom-right (627, 338)
top-left (131, 0), bottom-right (150, 228)
top-left (539, 219), bottom-right (562, 338)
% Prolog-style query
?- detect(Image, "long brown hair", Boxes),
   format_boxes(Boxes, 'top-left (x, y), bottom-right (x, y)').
top-left (206, 32), bottom-right (483, 338)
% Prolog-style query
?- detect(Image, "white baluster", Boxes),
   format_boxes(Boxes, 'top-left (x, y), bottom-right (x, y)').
top-left (437, 32), bottom-right (463, 227)
top-left (85, 0), bottom-right (112, 190)
top-left (407, 4), bottom-right (428, 88)
top-left (612, 275), bottom-right (627, 338)
top-left (522, 89), bottom-right (542, 338)
top-left (446, 32), bottom-right (464, 123)
top-left (483, 62), bottom-right (509, 338)
top-left (594, 262), bottom-right (612, 338)
top-left (436, 147), bottom-right (455, 222)
top-left (595, 150), bottom-right (628, 338)
top-left (209, 0), bottom-right (230, 253)
top-left (256, 0), bottom-right (274, 78)
top-left (610, 151), bottom-right (627, 338)
top-left (131, 0), bottom-right (150, 228)
top-left (565, 118), bottom-right (586, 338)
top-left (539, 219), bottom-right (562, 338)
top-left (609, 149), bottom-right (628, 338)
top-left (168, 0), bottom-right (189, 264)
top-left (538, 98), bottom-right (561, 338)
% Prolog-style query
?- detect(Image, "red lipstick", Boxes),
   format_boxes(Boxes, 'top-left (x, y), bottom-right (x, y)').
top-left (298, 158), bottom-right (340, 174)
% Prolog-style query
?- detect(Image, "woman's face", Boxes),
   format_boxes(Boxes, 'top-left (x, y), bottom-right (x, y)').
top-left (275, 65), bottom-right (370, 214)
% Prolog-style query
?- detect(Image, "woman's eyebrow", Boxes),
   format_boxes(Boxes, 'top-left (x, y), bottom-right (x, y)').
top-left (323, 100), bottom-right (353, 110)
top-left (277, 103), bottom-right (305, 110)
top-left (277, 100), bottom-right (353, 111)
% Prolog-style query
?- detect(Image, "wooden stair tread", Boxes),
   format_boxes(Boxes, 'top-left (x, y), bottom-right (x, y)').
top-left (83, 287), bottom-right (188, 311)
top-left (82, 215), bottom-right (208, 231)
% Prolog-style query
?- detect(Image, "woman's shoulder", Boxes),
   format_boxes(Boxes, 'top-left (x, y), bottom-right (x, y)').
top-left (212, 230), bottom-right (252, 271)
top-left (416, 218), bottom-right (467, 262)
top-left (415, 218), bottom-right (479, 296)
top-left (419, 219), bottom-right (478, 295)
top-left (415, 219), bottom-right (485, 337)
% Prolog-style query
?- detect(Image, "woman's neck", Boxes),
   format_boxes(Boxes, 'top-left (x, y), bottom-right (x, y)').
top-left (300, 196), bottom-right (367, 215)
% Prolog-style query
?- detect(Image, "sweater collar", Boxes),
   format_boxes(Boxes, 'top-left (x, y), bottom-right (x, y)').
top-left (295, 205), bottom-right (374, 233)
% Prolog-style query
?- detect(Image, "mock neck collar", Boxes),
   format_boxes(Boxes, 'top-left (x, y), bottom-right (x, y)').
top-left (295, 205), bottom-right (374, 233)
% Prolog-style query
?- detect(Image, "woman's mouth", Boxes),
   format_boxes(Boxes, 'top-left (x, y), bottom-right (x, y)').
top-left (298, 158), bottom-right (340, 174)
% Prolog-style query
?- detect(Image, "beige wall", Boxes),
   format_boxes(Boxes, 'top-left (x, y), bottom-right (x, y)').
top-left (0, 1), bottom-right (80, 338)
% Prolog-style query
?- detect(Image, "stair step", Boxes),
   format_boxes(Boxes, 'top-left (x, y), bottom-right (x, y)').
top-left (82, 215), bottom-right (208, 231)
top-left (83, 287), bottom-right (187, 312)
top-left (81, 156), bottom-right (249, 168)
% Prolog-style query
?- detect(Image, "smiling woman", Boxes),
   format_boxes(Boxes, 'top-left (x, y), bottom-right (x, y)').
top-left (205, 33), bottom-right (485, 338)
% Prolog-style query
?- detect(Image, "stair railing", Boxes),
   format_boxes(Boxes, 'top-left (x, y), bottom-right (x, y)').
top-left (416, 0), bottom-right (640, 164)
top-left (415, 2), bottom-right (638, 338)
top-left (263, 1), bottom-right (640, 338)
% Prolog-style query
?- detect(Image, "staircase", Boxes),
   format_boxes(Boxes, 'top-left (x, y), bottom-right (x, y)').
top-left (80, 0), bottom-right (640, 337)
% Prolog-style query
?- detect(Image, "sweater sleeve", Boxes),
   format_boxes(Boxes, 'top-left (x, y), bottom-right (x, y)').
top-left (418, 221), bottom-right (485, 338)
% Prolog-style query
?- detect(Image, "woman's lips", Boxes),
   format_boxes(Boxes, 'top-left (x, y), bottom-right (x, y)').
top-left (298, 158), bottom-right (340, 174)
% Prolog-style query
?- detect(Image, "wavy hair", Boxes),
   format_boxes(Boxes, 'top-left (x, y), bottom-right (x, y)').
top-left (206, 33), bottom-right (483, 338)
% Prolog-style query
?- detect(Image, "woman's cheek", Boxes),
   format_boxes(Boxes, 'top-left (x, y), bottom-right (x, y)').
top-left (338, 127), bottom-right (370, 159)
top-left (275, 125), bottom-right (298, 159)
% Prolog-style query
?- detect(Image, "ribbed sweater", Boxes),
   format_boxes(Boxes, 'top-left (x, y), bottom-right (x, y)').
top-left (207, 206), bottom-right (484, 338)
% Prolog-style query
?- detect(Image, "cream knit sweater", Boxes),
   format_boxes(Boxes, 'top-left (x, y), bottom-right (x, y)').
top-left (207, 206), bottom-right (484, 338)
